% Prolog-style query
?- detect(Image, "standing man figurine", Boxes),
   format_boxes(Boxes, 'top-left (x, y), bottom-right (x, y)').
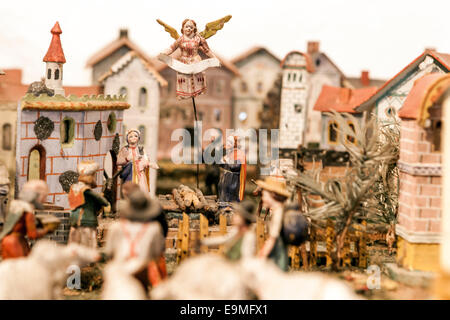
top-left (117, 129), bottom-right (159, 194)
top-left (0, 180), bottom-right (52, 259)
top-left (256, 177), bottom-right (291, 271)
top-left (68, 160), bottom-right (109, 248)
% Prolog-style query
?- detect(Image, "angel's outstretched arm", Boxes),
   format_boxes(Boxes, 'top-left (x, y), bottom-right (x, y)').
top-left (199, 37), bottom-right (216, 59)
top-left (163, 37), bottom-right (181, 55)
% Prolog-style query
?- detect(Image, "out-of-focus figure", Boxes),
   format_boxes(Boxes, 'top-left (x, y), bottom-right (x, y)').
top-left (256, 176), bottom-right (291, 271)
top-left (202, 200), bottom-right (256, 261)
top-left (0, 164), bottom-right (10, 226)
top-left (0, 180), bottom-right (52, 259)
top-left (68, 160), bottom-right (109, 248)
top-left (104, 190), bottom-right (166, 293)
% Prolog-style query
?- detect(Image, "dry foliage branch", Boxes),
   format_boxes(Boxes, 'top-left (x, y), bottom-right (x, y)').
top-left (287, 111), bottom-right (400, 269)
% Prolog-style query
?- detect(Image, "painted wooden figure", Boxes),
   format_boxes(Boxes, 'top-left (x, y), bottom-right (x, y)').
top-left (157, 16), bottom-right (231, 99)
top-left (0, 180), bottom-right (53, 259)
top-left (68, 160), bottom-right (109, 248)
top-left (117, 129), bottom-right (159, 194)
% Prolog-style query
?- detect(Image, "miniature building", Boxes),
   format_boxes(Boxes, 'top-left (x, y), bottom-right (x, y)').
top-left (356, 50), bottom-right (450, 122)
top-left (43, 22), bottom-right (65, 96)
top-left (15, 22), bottom-right (130, 210)
top-left (278, 51), bottom-right (314, 151)
top-left (156, 53), bottom-right (239, 160)
top-left (313, 85), bottom-right (377, 150)
top-left (101, 51), bottom-right (167, 196)
top-left (395, 73), bottom-right (450, 272)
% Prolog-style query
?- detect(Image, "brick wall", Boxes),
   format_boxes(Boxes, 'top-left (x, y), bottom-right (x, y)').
top-left (397, 118), bottom-right (442, 242)
top-left (35, 209), bottom-right (70, 244)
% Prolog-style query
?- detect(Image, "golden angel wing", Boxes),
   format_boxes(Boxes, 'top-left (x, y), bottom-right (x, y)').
top-left (199, 15), bottom-right (232, 39)
top-left (156, 19), bottom-right (180, 40)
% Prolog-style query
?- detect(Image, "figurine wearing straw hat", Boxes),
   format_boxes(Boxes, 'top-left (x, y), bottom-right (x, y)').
top-left (255, 176), bottom-right (291, 271)
top-left (68, 160), bottom-right (109, 248)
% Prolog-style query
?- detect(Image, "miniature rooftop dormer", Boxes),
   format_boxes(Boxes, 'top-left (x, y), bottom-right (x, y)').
top-left (43, 22), bottom-right (66, 96)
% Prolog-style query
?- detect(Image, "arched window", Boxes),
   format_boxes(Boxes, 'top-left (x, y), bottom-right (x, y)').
top-left (2, 123), bottom-right (12, 150)
top-left (119, 87), bottom-right (127, 96)
top-left (47, 69), bottom-right (52, 80)
top-left (293, 73), bottom-right (297, 82)
top-left (139, 87), bottom-right (147, 107)
top-left (347, 122), bottom-right (356, 144)
top-left (60, 117), bottom-right (75, 147)
top-left (107, 112), bottom-right (117, 133)
top-left (27, 145), bottom-right (46, 181)
top-left (214, 109), bottom-right (222, 122)
top-left (54, 69), bottom-right (60, 80)
top-left (138, 125), bottom-right (146, 144)
top-left (241, 81), bottom-right (248, 93)
top-left (328, 121), bottom-right (338, 144)
top-left (433, 120), bottom-right (442, 152)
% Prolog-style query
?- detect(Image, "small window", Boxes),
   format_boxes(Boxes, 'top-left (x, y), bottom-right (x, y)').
top-left (138, 87), bottom-right (147, 107)
top-left (138, 125), bottom-right (146, 144)
top-left (315, 58), bottom-right (321, 66)
top-left (107, 112), bottom-right (117, 133)
top-left (328, 122), bottom-right (338, 143)
top-left (60, 117), bottom-right (75, 146)
top-left (119, 87), bottom-right (127, 96)
top-left (238, 111), bottom-right (248, 122)
top-left (214, 109), bottom-right (221, 122)
top-left (54, 69), bottom-right (60, 80)
top-left (47, 69), bottom-right (52, 80)
top-left (287, 73), bottom-right (291, 81)
top-left (347, 122), bottom-right (356, 144)
top-left (294, 104), bottom-right (303, 113)
top-left (293, 73), bottom-right (297, 82)
top-left (257, 82), bottom-right (263, 93)
top-left (216, 80), bottom-right (225, 94)
top-left (2, 123), bottom-right (12, 150)
top-left (198, 112), bottom-right (204, 121)
top-left (298, 72), bottom-right (303, 82)
top-left (241, 81), bottom-right (248, 92)
top-left (385, 107), bottom-right (396, 117)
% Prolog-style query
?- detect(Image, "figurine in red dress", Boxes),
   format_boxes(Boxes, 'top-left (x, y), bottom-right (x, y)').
top-left (0, 180), bottom-right (51, 259)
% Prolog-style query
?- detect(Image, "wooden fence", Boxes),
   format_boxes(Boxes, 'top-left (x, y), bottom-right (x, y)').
top-left (174, 214), bottom-right (368, 269)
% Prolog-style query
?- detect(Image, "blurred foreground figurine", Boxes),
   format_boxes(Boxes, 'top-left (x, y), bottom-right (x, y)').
top-left (0, 164), bottom-right (10, 226)
top-left (157, 16), bottom-right (231, 99)
top-left (104, 190), bottom-right (167, 291)
top-left (256, 177), bottom-right (291, 271)
top-left (0, 180), bottom-right (53, 259)
top-left (202, 200), bottom-right (256, 261)
top-left (118, 129), bottom-right (158, 194)
top-left (68, 161), bottom-right (109, 248)
top-left (218, 136), bottom-right (247, 206)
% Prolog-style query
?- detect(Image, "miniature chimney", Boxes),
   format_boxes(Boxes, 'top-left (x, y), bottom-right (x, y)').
top-left (307, 41), bottom-right (320, 55)
top-left (43, 22), bottom-right (66, 96)
top-left (361, 70), bottom-right (370, 87)
top-left (119, 29), bottom-right (128, 39)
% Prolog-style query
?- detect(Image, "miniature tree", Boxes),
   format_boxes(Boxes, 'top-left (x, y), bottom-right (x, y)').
top-left (287, 111), bottom-right (399, 269)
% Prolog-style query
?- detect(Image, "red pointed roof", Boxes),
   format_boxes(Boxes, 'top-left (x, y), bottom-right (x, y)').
top-left (43, 22), bottom-right (66, 63)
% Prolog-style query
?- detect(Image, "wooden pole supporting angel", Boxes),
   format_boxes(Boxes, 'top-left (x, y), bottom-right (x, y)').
top-left (157, 16), bottom-right (232, 188)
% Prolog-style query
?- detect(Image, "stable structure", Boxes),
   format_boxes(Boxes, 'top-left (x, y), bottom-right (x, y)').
top-left (395, 73), bottom-right (450, 272)
top-left (15, 22), bottom-right (130, 210)
top-left (100, 51), bottom-right (167, 196)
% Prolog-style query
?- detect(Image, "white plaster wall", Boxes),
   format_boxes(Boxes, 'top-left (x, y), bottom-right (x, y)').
top-left (104, 57), bottom-right (161, 197)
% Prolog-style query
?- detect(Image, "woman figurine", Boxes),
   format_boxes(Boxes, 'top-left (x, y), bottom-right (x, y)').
top-left (217, 136), bottom-right (247, 207)
top-left (117, 129), bottom-right (159, 194)
top-left (255, 177), bottom-right (291, 271)
top-left (157, 16), bottom-right (231, 100)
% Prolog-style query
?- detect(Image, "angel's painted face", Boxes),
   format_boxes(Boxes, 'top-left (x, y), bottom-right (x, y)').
top-left (127, 132), bottom-right (139, 145)
top-left (183, 20), bottom-right (195, 36)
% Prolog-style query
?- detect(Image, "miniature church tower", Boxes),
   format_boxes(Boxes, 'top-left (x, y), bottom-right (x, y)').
top-left (279, 51), bottom-right (313, 151)
top-left (43, 22), bottom-right (66, 96)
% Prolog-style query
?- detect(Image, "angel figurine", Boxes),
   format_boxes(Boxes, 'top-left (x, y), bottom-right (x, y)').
top-left (157, 16), bottom-right (231, 100)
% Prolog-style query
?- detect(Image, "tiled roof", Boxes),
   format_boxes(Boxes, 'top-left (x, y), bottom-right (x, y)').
top-left (398, 73), bottom-right (450, 124)
top-left (280, 51), bottom-right (315, 73)
top-left (231, 46), bottom-right (281, 65)
top-left (85, 35), bottom-right (153, 68)
top-left (314, 85), bottom-right (378, 114)
top-left (43, 22), bottom-right (66, 63)
top-left (355, 50), bottom-right (450, 112)
top-left (98, 51), bottom-right (168, 86)
top-left (21, 94), bottom-right (130, 111)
